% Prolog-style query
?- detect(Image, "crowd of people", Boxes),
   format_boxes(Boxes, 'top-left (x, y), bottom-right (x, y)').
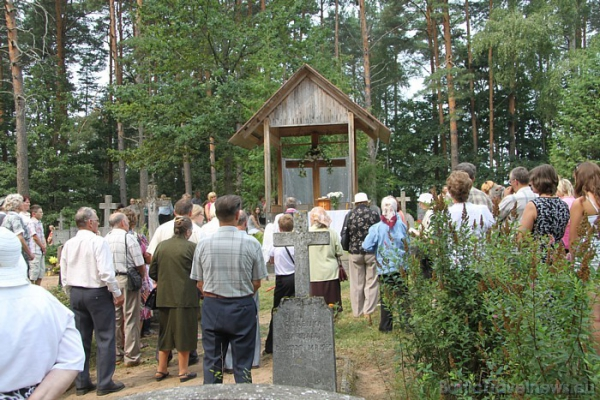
top-left (1, 159), bottom-right (600, 398)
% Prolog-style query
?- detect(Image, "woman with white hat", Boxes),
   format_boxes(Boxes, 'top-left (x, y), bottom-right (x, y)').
top-left (0, 227), bottom-right (84, 399)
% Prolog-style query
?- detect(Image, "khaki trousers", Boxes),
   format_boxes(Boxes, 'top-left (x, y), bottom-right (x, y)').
top-left (115, 275), bottom-right (141, 363)
top-left (349, 253), bottom-right (379, 317)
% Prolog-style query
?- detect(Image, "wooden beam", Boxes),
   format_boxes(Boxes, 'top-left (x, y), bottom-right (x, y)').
top-left (285, 159), bottom-right (347, 169)
top-left (277, 136), bottom-right (283, 209)
top-left (264, 118), bottom-right (272, 214)
top-left (312, 134), bottom-right (320, 201)
top-left (348, 111), bottom-right (357, 198)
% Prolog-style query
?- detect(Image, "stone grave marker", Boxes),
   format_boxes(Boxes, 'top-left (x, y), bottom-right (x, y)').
top-left (396, 191), bottom-right (414, 228)
top-left (53, 212), bottom-right (77, 245)
top-left (272, 211), bottom-right (338, 392)
top-left (99, 195), bottom-right (119, 235)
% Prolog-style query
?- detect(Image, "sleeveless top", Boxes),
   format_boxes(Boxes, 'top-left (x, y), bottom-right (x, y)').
top-left (531, 197), bottom-right (570, 245)
top-left (585, 196), bottom-right (600, 269)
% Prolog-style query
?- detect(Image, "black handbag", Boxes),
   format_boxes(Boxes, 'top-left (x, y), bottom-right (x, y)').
top-left (340, 211), bottom-right (351, 251)
top-left (145, 288), bottom-right (157, 310)
top-left (124, 233), bottom-right (142, 291)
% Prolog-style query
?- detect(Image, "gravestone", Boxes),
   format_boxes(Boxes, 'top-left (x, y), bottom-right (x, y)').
top-left (121, 384), bottom-right (364, 400)
top-left (396, 191), bottom-right (414, 229)
top-left (53, 212), bottom-right (76, 245)
top-left (99, 195), bottom-right (119, 235)
top-left (272, 212), bottom-right (337, 392)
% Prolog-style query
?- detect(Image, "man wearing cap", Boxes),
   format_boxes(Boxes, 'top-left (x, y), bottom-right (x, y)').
top-left (0, 227), bottom-right (85, 399)
top-left (60, 207), bottom-right (126, 396)
top-left (345, 192), bottom-right (380, 324)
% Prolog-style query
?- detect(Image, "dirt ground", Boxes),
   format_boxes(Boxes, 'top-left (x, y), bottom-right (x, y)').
top-left (43, 277), bottom-right (397, 400)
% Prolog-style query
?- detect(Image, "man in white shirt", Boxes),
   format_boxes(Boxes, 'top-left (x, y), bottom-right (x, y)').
top-left (105, 212), bottom-right (145, 367)
top-left (498, 167), bottom-right (537, 222)
top-left (60, 207), bottom-right (125, 397)
top-left (147, 199), bottom-right (202, 255)
top-left (0, 227), bottom-right (84, 399)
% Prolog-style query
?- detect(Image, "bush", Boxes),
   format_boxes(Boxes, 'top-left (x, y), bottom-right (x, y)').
top-left (389, 198), bottom-right (600, 398)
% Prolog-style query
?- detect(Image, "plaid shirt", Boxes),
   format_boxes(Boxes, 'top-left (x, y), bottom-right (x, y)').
top-left (27, 218), bottom-right (45, 255)
top-left (468, 187), bottom-right (493, 212)
top-left (498, 186), bottom-right (537, 222)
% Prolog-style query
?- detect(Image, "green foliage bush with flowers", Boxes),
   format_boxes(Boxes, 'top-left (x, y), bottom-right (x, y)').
top-left (388, 197), bottom-right (600, 398)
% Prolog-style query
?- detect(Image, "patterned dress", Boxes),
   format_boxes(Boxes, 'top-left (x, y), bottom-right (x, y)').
top-left (531, 197), bottom-right (570, 245)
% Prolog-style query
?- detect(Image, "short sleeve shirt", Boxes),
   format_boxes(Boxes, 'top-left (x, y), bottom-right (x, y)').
top-left (191, 226), bottom-right (267, 297)
top-left (346, 205), bottom-right (380, 254)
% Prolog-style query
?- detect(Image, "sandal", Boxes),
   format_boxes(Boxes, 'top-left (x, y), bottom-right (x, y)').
top-left (155, 371), bottom-right (170, 381)
top-left (179, 372), bottom-right (197, 383)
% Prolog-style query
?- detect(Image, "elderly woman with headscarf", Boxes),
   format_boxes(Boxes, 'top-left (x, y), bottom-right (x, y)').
top-left (362, 196), bottom-right (409, 332)
top-left (308, 206), bottom-right (345, 312)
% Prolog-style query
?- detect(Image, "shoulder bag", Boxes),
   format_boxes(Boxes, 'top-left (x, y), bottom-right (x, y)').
top-left (125, 233), bottom-right (143, 291)
top-left (340, 211), bottom-right (351, 251)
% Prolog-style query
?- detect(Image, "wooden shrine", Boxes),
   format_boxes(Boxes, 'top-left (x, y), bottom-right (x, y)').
top-left (229, 64), bottom-right (391, 213)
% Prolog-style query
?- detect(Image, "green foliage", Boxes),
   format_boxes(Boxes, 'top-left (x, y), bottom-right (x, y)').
top-left (550, 36), bottom-right (600, 177)
top-left (390, 200), bottom-right (600, 398)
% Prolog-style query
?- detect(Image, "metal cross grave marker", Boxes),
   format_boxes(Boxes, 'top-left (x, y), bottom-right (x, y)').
top-left (273, 211), bottom-right (330, 297)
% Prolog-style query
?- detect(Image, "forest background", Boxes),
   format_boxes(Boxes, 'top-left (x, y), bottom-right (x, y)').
top-left (1, 0), bottom-right (599, 227)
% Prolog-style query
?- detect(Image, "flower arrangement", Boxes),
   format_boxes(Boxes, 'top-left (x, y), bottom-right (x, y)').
top-left (48, 256), bottom-right (59, 276)
top-left (297, 146), bottom-right (333, 178)
top-left (327, 191), bottom-right (343, 210)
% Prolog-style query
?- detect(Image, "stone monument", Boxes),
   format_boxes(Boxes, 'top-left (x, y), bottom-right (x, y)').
top-left (272, 212), bottom-right (338, 392)
top-left (99, 195), bottom-right (119, 235)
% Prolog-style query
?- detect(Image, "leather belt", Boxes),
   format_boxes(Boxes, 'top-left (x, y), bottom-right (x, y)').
top-left (203, 292), bottom-right (252, 299)
top-left (115, 272), bottom-right (128, 276)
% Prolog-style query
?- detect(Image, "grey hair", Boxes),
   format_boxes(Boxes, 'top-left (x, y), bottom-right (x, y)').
top-left (3, 193), bottom-right (23, 212)
top-left (237, 210), bottom-right (248, 226)
top-left (75, 207), bottom-right (97, 228)
top-left (285, 197), bottom-right (297, 209)
top-left (454, 162), bottom-right (477, 181)
top-left (109, 212), bottom-right (127, 228)
top-left (510, 167), bottom-right (529, 185)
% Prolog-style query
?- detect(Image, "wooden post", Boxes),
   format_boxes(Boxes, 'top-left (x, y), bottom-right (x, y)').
top-left (311, 134), bottom-right (320, 201)
top-left (264, 118), bottom-right (272, 214)
top-left (348, 111), bottom-right (356, 198)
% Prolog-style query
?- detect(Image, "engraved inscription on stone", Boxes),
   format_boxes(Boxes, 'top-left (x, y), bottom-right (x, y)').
top-left (273, 296), bottom-right (337, 392)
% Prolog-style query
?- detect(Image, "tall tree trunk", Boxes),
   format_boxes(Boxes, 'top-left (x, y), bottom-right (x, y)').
top-left (260, 0), bottom-right (265, 11)
top-left (442, 0), bottom-right (458, 169)
top-left (206, 70), bottom-right (217, 191)
top-left (432, 13), bottom-right (446, 161)
top-left (360, 0), bottom-right (377, 201)
top-left (110, 0), bottom-right (127, 204)
top-left (54, 0), bottom-right (67, 146)
top-left (508, 78), bottom-right (516, 161)
top-left (334, 0), bottom-right (339, 59)
top-left (426, 1), bottom-right (440, 180)
top-left (183, 145), bottom-right (192, 195)
top-left (488, 0), bottom-right (494, 170)
top-left (0, 41), bottom-right (6, 162)
top-left (465, 0), bottom-right (477, 156)
top-left (135, 0), bottom-right (148, 201)
top-left (5, 0), bottom-right (29, 195)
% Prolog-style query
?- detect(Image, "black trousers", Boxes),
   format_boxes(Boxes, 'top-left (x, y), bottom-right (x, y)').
top-left (379, 272), bottom-right (408, 332)
top-left (70, 286), bottom-right (117, 390)
top-left (202, 296), bottom-right (257, 384)
top-left (265, 273), bottom-right (295, 354)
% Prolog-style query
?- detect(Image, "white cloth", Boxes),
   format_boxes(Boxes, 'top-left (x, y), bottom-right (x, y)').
top-left (262, 223), bottom-right (274, 264)
top-left (270, 245), bottom-right (295, 276)
top-left (147, 218), bottom-right (202, 254)
top-left (498, 186), bottom-right (537, 222)
top-left (448, 202), bottom-right (494, 237)
top-left (0, 284), bottom-right (84, 392)
top-left (60, 230), bottom-right (121, 297)
top-left (327, 210), bottom-right (350, 234)
top-left (105, 228), bottom-right (145, 273)
top-left (199, 218), bottom-right (220, 239)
